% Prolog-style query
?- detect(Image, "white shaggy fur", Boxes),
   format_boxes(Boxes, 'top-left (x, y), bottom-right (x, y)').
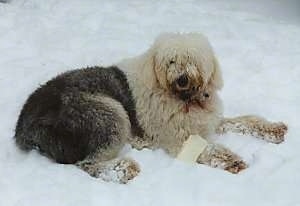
top-left (15, 32), bottom-right (287, 183)
top-left (117, 33), bottom-right (287, 174)
top-left (118, 33), bottom-right (223, 156)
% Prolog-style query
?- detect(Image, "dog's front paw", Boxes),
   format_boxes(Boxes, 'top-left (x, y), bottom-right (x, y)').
top-left (224, 159), bottom-right (247, 174)
top-left (262, 122), bottom-right (288, 144)
top-left (197, 143), bottom-right (248, 174)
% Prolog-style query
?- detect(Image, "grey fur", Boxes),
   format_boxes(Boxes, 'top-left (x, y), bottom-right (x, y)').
top-left (14, 66), bottom-right (142, 182)
top-left (14, 33), bottom-right (288, 182)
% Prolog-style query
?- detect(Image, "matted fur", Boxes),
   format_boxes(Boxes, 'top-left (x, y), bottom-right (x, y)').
top-left (118, 32), bottom-right (287, 174)
top-left (15, 33), bottom-right (287, 183)
top-left (118, 33), bottom-right (224, 156)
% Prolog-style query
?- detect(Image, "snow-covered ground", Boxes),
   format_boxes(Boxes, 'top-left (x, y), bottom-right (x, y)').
top-left (1, 0), bottom-right (300, 205)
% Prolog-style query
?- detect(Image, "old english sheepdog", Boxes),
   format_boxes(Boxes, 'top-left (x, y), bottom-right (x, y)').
top-left (15, 33), bottom-right (287, 183)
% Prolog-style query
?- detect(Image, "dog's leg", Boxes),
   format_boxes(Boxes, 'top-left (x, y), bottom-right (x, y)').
top-left (197, 143), bottom-right (247, 174)
top-left (76, 155), bottom-right (140, 184)
top-left (54, 93), bottom-right (140, 184)
top-left (71, 94), bottom-right (141, 184)
top-left (128, 134), bottom-right (154, 150)
top-left (217, 115), bottom-right (287, 144)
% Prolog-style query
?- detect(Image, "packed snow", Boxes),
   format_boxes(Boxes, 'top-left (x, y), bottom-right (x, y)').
top-left (0, 0), bottom-right (299, 205)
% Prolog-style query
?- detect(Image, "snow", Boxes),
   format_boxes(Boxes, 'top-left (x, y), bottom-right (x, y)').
top-left (0, 0), bottom-right (300, 205)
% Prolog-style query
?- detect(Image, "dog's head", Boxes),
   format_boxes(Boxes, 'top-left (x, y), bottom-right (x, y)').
top-left (141, 33), bottom-right (223, 106)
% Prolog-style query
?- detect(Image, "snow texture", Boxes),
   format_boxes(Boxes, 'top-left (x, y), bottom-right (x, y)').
top-left (0, 0), bottom-right (300, 205)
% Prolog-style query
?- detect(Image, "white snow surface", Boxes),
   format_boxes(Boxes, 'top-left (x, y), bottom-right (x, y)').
top-left (1, 0), bottom-right (300, 205)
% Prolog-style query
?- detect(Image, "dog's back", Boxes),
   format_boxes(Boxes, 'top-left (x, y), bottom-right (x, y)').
top-left (14, 66), bottom-right (141, 164)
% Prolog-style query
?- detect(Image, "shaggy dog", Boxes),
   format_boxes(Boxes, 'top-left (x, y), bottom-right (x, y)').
top-left (15, 33), bottom-right (287, 183)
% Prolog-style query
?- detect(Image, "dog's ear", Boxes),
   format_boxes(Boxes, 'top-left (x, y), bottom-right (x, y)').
top-left (140, 49), bottom-right (159, 89)
top-left (208, 56), bottom-right (223, 90)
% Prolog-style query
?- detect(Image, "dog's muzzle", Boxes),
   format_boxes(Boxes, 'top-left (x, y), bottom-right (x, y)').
top-left (171, 74), bottom-right (210, 112)
top-left (172, 74), bottom-right (209, 101)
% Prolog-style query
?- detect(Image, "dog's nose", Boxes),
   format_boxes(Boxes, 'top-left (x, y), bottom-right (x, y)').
top-left (203, 92), bottom-right (209, 98)
top-left (176, 74), bottom-right (189, 88)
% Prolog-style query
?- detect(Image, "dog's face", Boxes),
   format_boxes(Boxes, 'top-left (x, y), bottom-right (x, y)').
top-left (145, 33), bottom-right (223, 106)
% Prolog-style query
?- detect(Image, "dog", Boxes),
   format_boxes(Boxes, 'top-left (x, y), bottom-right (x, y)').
top-left (14, 33), bottom-right (288, 183)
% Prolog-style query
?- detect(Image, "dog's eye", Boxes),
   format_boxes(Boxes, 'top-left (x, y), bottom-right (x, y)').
top-left (169, 60), bottom-right (175, 65)
top-left (176, 74), bottom-right (189, 88)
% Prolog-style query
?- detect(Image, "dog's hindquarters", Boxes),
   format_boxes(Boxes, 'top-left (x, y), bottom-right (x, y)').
top-left (16, 91), bottom-right (127, 161)
top-left (15, 89), bottom-right (140, 183)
